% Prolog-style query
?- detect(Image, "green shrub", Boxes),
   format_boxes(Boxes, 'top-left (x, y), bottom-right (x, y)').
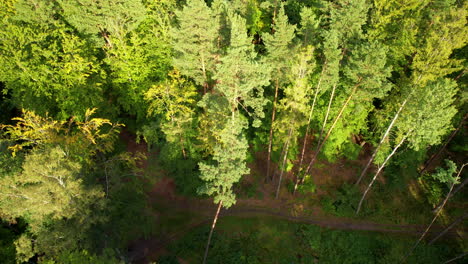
top-left (320, 184), bottom-right (361, 217)
top-left (297, 175), bottom-right (316, 194)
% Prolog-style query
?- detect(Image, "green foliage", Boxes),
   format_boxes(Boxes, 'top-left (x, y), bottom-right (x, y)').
top-left (263, 4), bottom-right (296, 78)
top-left (398, 78), bottom-right (458, 150)
top-left (14, 234), bottom-right (34, 264)
top-left (0, 221), bottom-right (17, 264)
top-left (198, 116), bottom-right (249, 208)
top-left (419, 159), bottom-right (459, 207)
top-left (430, 159), bottom-right (458, 185)
top-left (0, 147), bottom-right (103, 228)
top-left (412, 1), bottom-right (467, 85)
top-left (0, 0), bottom-right (466, 262)
top-left (297, 224), bottom-right (454, 264)
top-left (158, 142), bottom-right (203, 196)
top-left (171, 0), bottom-right (218, 87)
top-left (320, 184), bottom-right (361, 217)
top-left (144, 70), bottom-right (199, 155)
top-left (0, 109), bottom-right (122, 158)
top-left (214, 12), bottom-right (271, 127)
top-left (103, 0), bottom-right (173, 120)
top-left (0, 7), bottom-right (104, 118)
top-left (297, 174), bottom-right (316, 194)
top-left (43, 249), bottom-right (123, 264)
top-left (58, 0), bottom-right (146, 41)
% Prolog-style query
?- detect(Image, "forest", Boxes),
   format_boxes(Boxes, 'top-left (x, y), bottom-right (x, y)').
top-left (0, 0), bottom-right (467, 263)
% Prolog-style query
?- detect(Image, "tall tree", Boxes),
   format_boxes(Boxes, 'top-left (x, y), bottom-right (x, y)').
top-left (0, 109), bottom-right (122, 260)
top-left (294, 0), bottom-right (382, 191)
top-left (0, 0), bottom-right (105, 119)
top-left (57, 0), bottom-right (146, 46)
top-left (299, 41), bottom-right (391, 188)
top-left (102, 0), bottom-right (174, 121)
top-left (356, 78), bottom-right (458, 213)
top-left (144, 70), bottom-right (198, 157)
top-left (357, 0), bottom-right (466, 187)
top-left (197, 11), bottom-right (270, 263)
top-left (171, 0), bottom-right (219, 92)
top-left (402, 162), bottom-right (466, 262)
top-left (274, 46), bottom-right (315, 198)
top-left (263, 4), bottom-right (296, 181)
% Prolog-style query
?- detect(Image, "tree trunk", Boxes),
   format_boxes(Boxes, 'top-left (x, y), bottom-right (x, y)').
top-left (402, 164), bottom-right (467, 262)
top-left (266, 76), bottom-right (280, 182)
top-left (202, 201), bottom-right (223, 264)
top-left (429, 212), bottom-right (468, 244)
top-left (433, 176), bottom-right (468, 213)
top-left (298, 68), bottom-right (324, 172)
top-left (355, 98), bottom-right (409, 185)
top-left (316, 83), bottom-right (337, 151)
top-left (294, 84), bottom-right (358, 192)
top-left (443, 252), bottom-right (468, 264)
top-left (276, 128), bottom-right (293, 199)
top-left (356, 134), bottom-right (408, 214)
top-left (420, 113), bottom-right (467, 176)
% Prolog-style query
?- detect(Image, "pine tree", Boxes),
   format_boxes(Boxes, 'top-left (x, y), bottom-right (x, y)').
top-left (57, 0), bottom-right (146, 46)
top-left (263, 4), bottom-right (296, 181)
top-left (357, 0), bottom-right (466, 189)
top-left (197, 11), bottom-right (270, 263)
top-left (171, 0), bottom-right (219, 92)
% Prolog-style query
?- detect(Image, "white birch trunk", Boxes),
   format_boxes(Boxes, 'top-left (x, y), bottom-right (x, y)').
top-left (276, 128), bottom-right (293, 199)
top-left (356, 98), bottom-right (409, 185)
top-left (402, 163), bottom-right (466, 262)
top-left (356, 134), bottom-right (408, 214)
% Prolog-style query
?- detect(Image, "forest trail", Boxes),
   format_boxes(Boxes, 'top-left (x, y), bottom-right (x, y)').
top-left (120, 132), bottom-right (461, 263)
top-left (128, 185), bottom-right (460, 264)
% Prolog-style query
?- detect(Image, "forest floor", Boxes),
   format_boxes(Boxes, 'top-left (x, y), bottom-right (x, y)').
top-left (119, 131), bottom-right (462, 263)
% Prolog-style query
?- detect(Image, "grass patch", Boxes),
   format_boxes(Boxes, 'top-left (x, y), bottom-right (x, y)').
top-left (160, 215), bottom-right (460, 264)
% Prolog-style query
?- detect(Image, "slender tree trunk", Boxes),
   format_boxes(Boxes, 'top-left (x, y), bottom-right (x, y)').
top-left (443, 252), bottom-right (468, 264)
top-left (420, 113), bottom-right (467, 176)
top-left (294, 84), bottom-right (359, 192)
top-left (276, 128), bottom-right (293, 199)
top-left (266, 76), bottom-right (280, 182)
top-left (433, 176), bottom-right (468, 213)
top-left (429, 212), bottom-right (468, 244)
top-left (316, 83), bottom-right (337, 150)
top-left (298, 68), bottom-right (324, 172)
top-left (356, 98), bottom-right (409, 185)
top-left (401, 164), bottom-right (467, 263)
top-left (202, 201), bottom-right (223, 264)
top-left (356, 134), bottom-right (408, 214)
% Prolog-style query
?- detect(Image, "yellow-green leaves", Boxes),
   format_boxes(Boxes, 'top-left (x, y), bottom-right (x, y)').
top-left (1, 109), bottom-right (122, 157)
top-left (145, 70), bottom-right (197, 121)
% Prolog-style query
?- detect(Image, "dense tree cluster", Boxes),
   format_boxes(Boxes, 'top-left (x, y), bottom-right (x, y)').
top-left (0, 0), bottom-right (466, 263)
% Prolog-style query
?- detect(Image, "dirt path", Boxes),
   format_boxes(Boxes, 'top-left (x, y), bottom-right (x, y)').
top-left (127, 189), bottom-right (461, 263)
top-left (119, 131), bottom-right (462, 263)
